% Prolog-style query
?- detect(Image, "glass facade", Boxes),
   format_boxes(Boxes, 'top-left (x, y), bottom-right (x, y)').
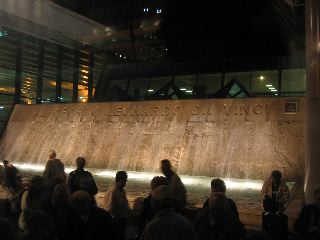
top-left (0, 28), bottom-right (307, 106)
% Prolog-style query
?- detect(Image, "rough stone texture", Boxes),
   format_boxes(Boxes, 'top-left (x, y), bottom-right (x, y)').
top-left (0, 98), bottom-right (305, 181)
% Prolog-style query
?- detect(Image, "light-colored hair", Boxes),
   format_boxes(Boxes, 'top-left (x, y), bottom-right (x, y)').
top-left (48, 150), bottom-right (56, 159)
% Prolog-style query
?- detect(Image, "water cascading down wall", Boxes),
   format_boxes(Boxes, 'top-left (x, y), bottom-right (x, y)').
top-left (0, 98), bottom-right (305, 181)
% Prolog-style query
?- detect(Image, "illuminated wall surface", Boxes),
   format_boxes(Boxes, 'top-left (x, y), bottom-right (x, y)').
top-left (0, 98), bottom-right (305, 180)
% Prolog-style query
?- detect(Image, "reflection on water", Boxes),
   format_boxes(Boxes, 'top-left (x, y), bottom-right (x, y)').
top-left (15, 163), bottom-right (294, 209)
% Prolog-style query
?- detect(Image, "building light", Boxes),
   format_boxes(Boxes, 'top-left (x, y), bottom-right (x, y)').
top-left (266, 84), bottom-right (272, 87)
top-left (124, 56), bottom-right (127, 59)
top-left (119, 54), bottom-right (122, 58)
top-left (269, 87), bottom-right (275, 90)
top-left (259, 76), bottom-right (264, 80)
top-left (82, 76), bottom-right (88, 79)
top-left (81, 69), bottom-right (89, 74)
top-left (180, 88), bottom-right (187, 91)
top-left (275, 94), bottom-right (278, 96)
top-left (148, 89), bottom-right (154, 92)
top-left (186, 90), bottom-right (193, 93)
top-left (143, 8), bottom-right (149, 12)
top-left (156, 9), bottom-right (162, 14)
top-left (271, 89), bottom-right (278, 92)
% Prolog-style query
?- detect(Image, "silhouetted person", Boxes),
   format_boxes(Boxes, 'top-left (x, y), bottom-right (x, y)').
top-left (294, 187), bottom-right (320, 240)
top-left (68, 157), bottom-right (98, 197)
top-left (141, 185), bottom-right (195, 240)
top-left (43, 150), bottom-right (66, 187)
top-left (0, 217), bottom-right (17, 240)
top-left (261, 170), bottom-right (289, 214)
top-left (261, 170), bottom-right (289, 240)
top-left (136, 176), bottom-right (169, 239)
top-left (69, 190), bottom-right (116, 240)
top-left (203, 178), bottom-right (239, 218)
top-left (102, 171), bottom-right (129, 240)
top-left (2, 160), bottom-right (22, 194)
top-left (160, 159), bottom-right (186, 212)
top-left (18, 176), bottom-right (49, 230)
top-left (195, 192), bottom-right (246, 240)
top-left (20, 209), bottom-right (57, 240)
top-left (48, 183), bottom-right (73, 240)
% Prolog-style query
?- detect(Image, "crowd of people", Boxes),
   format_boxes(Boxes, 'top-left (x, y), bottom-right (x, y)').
top-left (0, 152), bottom-right (319, 240)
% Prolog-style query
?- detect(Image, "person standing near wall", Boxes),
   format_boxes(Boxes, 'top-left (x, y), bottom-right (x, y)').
top-left (160, 159), bottom-right (187, 212)
top-left (261, 170), bottom-right (290, 239)
top-left (43, 150), bottom-right (66, 187)
top-left (102, 170), bottom-right (130, 240)
top-left (67, 157), bottom-right (98, 198)
top-left (1, 160), bottom-right (22, 194)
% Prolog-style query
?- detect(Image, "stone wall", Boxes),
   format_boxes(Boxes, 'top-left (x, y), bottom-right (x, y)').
top-left (0, 98), bottom-right (305, 181)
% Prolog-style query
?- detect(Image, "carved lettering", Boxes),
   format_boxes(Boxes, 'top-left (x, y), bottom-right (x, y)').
top-left (192, 105), bottom-right (200, 115)
top-left (162, 106), bottom-right (170, 115)
top-left (240, 104), bottom-right (250, 116)
top-left (253, 104), bottom-right (264, 114)
top-left (173, 105), bottom-right (182, 115)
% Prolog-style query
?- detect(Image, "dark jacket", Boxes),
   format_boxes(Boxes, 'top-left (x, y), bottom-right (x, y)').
top-left (68, 206), bottom-right (117, 240)
top-left (194, 206), bottom-right (245, 240)
top-left (68, 169), bottom-right (98, 196)
top-left (294, 203), bottom-right (320, 240)
top-left (43, 159), bottom-right (66, 185)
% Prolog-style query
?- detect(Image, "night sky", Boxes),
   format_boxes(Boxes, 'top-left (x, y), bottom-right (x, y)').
top-left (57, 0), bottom-right (300, 62)
top-left (160, 0), bottom-right (288, 61)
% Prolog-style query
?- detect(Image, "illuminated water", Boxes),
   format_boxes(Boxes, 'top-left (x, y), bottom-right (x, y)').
top-left (13, 163), bottom-right (287, 209)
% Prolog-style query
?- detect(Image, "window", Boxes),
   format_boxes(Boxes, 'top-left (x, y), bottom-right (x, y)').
top-left (251, 70), bottom-right (279, 96)
top-left (198, 73), bottom-right (222, 96)
top-left (282, 69), bottom-right (305, 95)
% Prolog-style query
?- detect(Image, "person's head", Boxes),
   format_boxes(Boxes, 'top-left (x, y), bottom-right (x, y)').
top-left (48, 150), bottom-right (56, 160)
top-left (115, 171), bottom-right (128, 188)
top-left (151, 185), bottom-right (173, 212)
top-left (2, 160), bottom-right (9, 166)
top-left (70, 190), bottom-right (93, 216)
top-left (160, 159), bottom-right (173, 177)
top-left (271, 170), bottom-right (282, 186)
top-left (151, 176), bottom-right (168, 190)
top-left (52, 183), bottom-right (70, 206)
top-left (29, 176), bottom-right (45, 194)
top-left (211, 178), bottom-right (226, 193)
top-left (76, 157), bottom-right (86, 169)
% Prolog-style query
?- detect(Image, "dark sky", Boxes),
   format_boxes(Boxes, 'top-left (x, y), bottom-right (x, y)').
top-left (58, 0), bottom-right (291, 62)
top-left (160, 0), bottom-right (287, 61)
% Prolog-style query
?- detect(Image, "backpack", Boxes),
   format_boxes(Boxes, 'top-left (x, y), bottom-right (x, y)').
top-left (75, 172), bottom-right (98, 196)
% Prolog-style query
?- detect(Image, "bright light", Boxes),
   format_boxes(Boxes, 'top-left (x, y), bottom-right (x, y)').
top-left (266, 84), bottom-right (272, 87)
top-left (143, 8), bottom-right (149, 12)
top-left (0, 106), bottom-right (4, 109)
top-left (119, 54), bottom-right (122, 58)
top-left (82, 80), bottom-right (88, 84)
top-left (156, 9), bottom-right (162, 14)
top-left (81, 69), bottom-right (89, 74)
top-left (275, 94), bottom-right (278, 96)
top-left (259, 76), bottom-right (264, 80)
top-left (124, 57), bottom-right (127, 59)
top-left (147, 89), bottom-right (154, 92)
top-left (82, 76), bottom-right (88, 79)
top-left (271, 89), bottom-right (278, 92)
top-left (269, 87), bottom-right (275, 90)
top-left (11, 163), bottom-right (263, 190)
top-left (186, 90), bottom-right (193, 93)
top-left (180, 88), bottom-right (187, 91)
